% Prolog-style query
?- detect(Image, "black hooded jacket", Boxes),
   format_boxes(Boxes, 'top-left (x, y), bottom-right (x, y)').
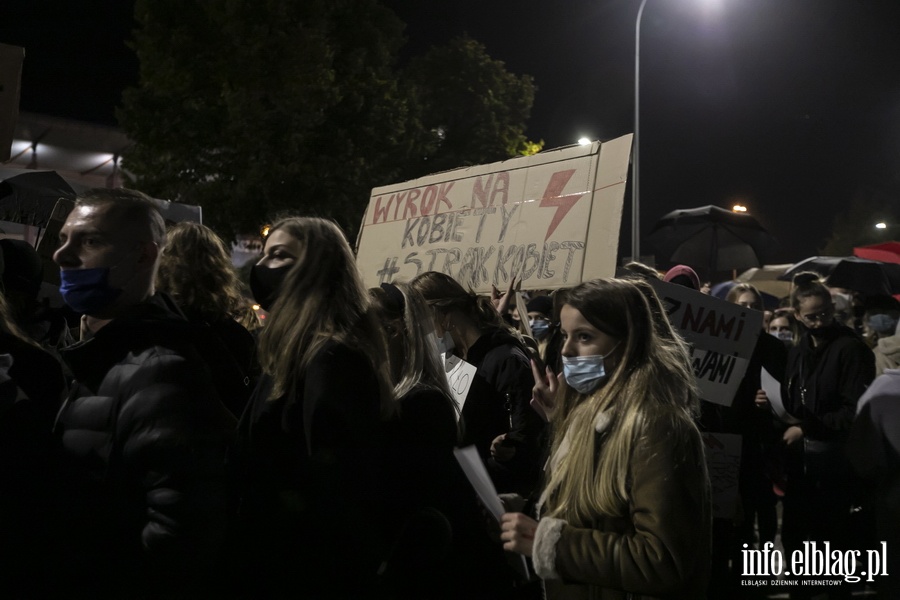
top-left (461, 326), bottom-right (546, 495)
top-left (783, 322), bottom-right (875, 441)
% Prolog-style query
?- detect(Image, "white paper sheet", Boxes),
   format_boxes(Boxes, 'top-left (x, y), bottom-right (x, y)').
top-left (452, 445), bottom-right (505, 520)
top-left (452, 445), bottom-right (530, 577)
top-left (443, 353), bottom-right (477, 415)
top-left (761, 366), bottom-right (801, 425)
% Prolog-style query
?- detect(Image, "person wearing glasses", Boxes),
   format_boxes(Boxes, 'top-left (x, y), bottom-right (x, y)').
top-left (773, 272), bottom-right (874, 597)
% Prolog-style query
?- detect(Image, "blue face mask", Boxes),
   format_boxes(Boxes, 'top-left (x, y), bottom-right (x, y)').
top-left (529, 319), bottom-right (550, 340)
top-left (562, 345), bottom-right (618, 395)
top-left (59, 267), bottom-right (123, 315)
top-left (435, 330), bottom-right (455, 355)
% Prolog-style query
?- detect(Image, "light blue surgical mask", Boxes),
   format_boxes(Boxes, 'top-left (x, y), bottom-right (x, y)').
top-left (529, 319), bottom-right (550, 341)
top-left (562, 344), bottom-right (619, 394)
top-left (430, 330), bottom-right (455, 356)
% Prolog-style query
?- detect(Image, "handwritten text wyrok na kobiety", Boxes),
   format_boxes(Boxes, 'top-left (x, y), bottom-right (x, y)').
top-left (368, 173), bottom-right (587, 288)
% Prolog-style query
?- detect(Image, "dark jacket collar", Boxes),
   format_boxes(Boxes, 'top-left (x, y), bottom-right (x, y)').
top-left (796, 321), bottom-right (863, 371)
top-left (799, 321), bottom-right (859, 350)
top-left (466, 326), bottom-right (524, 365)
top-left (59, 293), bottom-right (191, 391)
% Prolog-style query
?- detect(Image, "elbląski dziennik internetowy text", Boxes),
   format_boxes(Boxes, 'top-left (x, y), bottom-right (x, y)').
top-left (742, 541), bottom-right (889, 583)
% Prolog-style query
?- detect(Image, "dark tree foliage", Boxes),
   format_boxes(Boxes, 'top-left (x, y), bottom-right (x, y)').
top-left (119, 1), bottom-right (539, 239)
top-left (400, 36), bottom-right (540, 179)
top-left (121, 0), bottom-right (409, 236)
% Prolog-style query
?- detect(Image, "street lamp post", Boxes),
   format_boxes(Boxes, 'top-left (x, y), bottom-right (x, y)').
top-left (632, 0), bottom-right (649, 263)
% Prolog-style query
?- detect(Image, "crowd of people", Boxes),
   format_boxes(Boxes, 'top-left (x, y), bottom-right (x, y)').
top-left (0, 187), bottom-right (896, 600)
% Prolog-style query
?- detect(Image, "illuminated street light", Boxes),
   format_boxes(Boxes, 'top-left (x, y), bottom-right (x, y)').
top-left (876, 222), bottom-right (888, 230)
top-left (578, 137), bottom-right (592, 146)
top-left (732, 204), bottom-right (747, 213)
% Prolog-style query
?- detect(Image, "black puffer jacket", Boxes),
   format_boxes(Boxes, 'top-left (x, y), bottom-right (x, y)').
top-left (54, 294), bottom-right (236, 599)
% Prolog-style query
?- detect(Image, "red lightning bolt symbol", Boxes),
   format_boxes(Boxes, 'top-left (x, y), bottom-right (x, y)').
top-left (539, 169), bottom-right (586, 241)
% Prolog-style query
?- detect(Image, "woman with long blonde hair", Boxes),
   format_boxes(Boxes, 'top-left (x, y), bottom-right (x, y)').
top-left (369, 282), bottom-right (472, 598)
top-left (501, 278), bottom-right (711, 599)
top-left (234, 217), bottom-right (394, 599)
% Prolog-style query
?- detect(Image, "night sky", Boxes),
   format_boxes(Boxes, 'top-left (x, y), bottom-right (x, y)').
top-left (3, 0), bottom-right (900, 266)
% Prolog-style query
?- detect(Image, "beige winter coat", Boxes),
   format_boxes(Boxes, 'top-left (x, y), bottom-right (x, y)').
top-left (874, 334), bottom-right (900, 376)
top-left (532, 409), bottom-right (712, 600)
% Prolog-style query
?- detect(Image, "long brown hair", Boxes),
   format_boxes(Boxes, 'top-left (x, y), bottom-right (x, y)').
top-left (257, 217), bottom-right (394, 415)
top-left (543, 278), bottom-right (699, 523)
top-left (409, 271), bottom-right (508, 356)
top-left (157, 222), bottom-right (252, 324)
top-left (726, 282), bottom-right (764, 309)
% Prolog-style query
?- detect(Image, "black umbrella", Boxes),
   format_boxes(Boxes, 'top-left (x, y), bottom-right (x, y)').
top-left (0, 169), bottom-right (86, 228)
top-left (778, 256), bottom-right (845, 281)
top-left (779, 256), bottom-right (900, 297)
top-left (646, 205), bottom-right (777, 280)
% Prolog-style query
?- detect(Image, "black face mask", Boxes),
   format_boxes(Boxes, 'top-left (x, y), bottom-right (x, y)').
top-left (249, 263), bottom-right (292, 311)
top-left (805, 321), bottom-right (836, 338)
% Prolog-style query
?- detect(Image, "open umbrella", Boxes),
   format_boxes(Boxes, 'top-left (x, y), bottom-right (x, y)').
top-left (0, 168), bottom-right (87, 228)
top-left (646, 205), bottom-right (777, 280)
top-left (710, 280), bottom-right (780, 310)
top-left (779, 256), bottom-right (900, 297)
top-left (778, 256), bottom-right (845, 281)
top-left (736, 264), bottom-right (792, 299)
top-left (853, 242), bottom-right (900, 264)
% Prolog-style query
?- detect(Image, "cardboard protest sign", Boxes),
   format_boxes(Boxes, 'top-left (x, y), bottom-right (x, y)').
top-left (153, 198), bottom-right (202, 226)
top-left (0, 44), bottom-right (24, 163)
top-left (648, 278), bottom-right (762, 406)
top-left (356, 135), bottom-right (633, 293)
top-left (702, 432), bottom-right (743, 519)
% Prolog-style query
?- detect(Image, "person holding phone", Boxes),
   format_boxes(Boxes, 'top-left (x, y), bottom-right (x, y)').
top-left (410, 271), bottom-right (546, 497)
top-left (501, 278), bottom-right (711, 600)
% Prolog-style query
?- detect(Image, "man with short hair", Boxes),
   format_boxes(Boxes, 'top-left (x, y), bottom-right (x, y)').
top-left (52, 188), bottom-right (234, 598)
